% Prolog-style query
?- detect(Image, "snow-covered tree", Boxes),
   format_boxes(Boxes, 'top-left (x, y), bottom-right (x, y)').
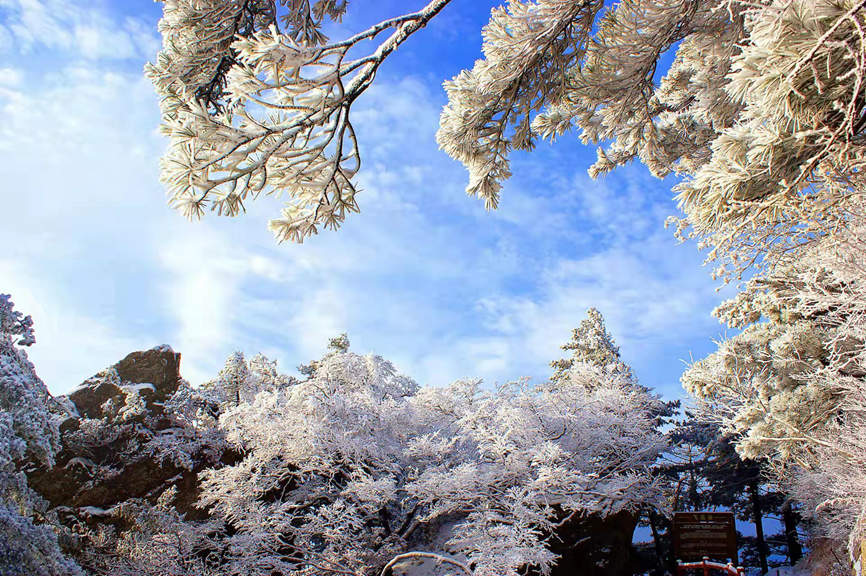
top-left (185, 344), bottom-right (664, 576)
top-left (550, 308), bottom-right (634, 385)
top-left (55, 339), bottom-right (663, 576)
top-left (440, 0), bottom-right (866, 281)
top-left (79, 487), bottom-right (226, 576)
top-left (682, 223), bottom-right (866, 556)
top-left (201, 351), bottom-right (295, 406)
top-left (0, 294), bottom-right (80, 576)
top-left (147, 0), bottom-right (451, 242)
top-left (151, 0), bottom-right (866, 280)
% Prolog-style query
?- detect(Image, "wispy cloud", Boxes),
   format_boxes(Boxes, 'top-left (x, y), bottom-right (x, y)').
top-left (0, 0), bottom-right (158, 60)
top-left (0, 66), bottom-right (21, 86)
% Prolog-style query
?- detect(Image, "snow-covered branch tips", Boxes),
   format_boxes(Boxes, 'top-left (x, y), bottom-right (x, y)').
top-left (147, 0), bottom-right (452, 243)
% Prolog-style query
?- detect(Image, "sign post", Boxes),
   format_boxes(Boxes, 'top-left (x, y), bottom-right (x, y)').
top-left (672, 512), bottom-right (738, 565)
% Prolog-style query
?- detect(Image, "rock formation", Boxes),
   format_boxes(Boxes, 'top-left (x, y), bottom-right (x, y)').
top-left (28, 346), bottom-right (227, 530)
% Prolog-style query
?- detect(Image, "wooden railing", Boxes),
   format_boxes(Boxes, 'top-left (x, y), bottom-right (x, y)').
top-left (676, 557), bottom-right (745, 576)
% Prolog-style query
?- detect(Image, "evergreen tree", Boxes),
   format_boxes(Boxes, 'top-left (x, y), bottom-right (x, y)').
top-left (550, 308), bottom-right (634, 385)
top-left (657, 415), bottom-right (804, 573)
top-left (203, 351), bottom-right (295, 406)
top-left (701, 436), bottom-right (771, 574)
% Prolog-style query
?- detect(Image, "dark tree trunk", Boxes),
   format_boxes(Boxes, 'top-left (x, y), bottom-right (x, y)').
top-left (688, 467), bottom-right (700, 510)
top-left (648, 511), bottom-right (667, 576)
top-left (749, 481), bottom-right (769, 574)
top-left (782, 501), bottom-right (803, 565)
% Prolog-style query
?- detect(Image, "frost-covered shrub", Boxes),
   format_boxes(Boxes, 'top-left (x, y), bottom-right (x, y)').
top-left (199, 351), bottom-right (296, 408)
top-left (78, 487), bottom-right (226, 576)
top-left (0, 294), bottom-right (79, 575)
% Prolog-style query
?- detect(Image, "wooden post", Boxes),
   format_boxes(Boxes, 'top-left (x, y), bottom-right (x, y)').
top-left (703, 556), bottom-right (710, 576)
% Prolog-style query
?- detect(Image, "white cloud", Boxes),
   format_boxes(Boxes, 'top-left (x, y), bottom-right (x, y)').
top-left (0, 63), bottom-right (167, 390)
top-left (0, 0), bottom-right (158, 60)
top-left (0, 260), bottom-right (144, 394)
top-left (158, 228), bottom-right (244, 385)
top-left (465, 228), bottom-right (729, 394)
top-left (0, 67), bottom-right (22, 86)
top-left (155, 226), bottom-right (307, 385)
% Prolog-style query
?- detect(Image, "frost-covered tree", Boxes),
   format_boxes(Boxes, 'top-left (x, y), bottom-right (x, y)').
top-left (79, 487), bottom-right (226, 576)
top-left (550, 308), bottom-right (634, 385)
top-left (0, 294), bottom-right (80, 576)
top-left (148, 0), bottom-right (451, 242)
top-left (439, 0), bottom-right (866, 281)
top-left (60, 339), bottom-right (664, 576)
top-left (682, 223), bottom-right (866, 556)
top-left (202, 351), bottom-right (295, 406)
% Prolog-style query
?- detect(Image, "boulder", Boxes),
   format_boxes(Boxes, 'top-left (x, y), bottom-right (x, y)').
top-left (68, 346), bottom-right (180, 419)
top-left (114, 346), bottom-right (181, 403)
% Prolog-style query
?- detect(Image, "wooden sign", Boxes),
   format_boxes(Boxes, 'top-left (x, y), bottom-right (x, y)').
top-left (672, 511), bottom-right (738, 564)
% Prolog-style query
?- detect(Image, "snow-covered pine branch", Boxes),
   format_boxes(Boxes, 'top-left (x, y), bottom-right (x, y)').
top-left (148, 0), bottom-right (452, 243)
top-left (439, 0), bottom-right (866, 281)
top-left (682, 218), bottom-right (866, 554)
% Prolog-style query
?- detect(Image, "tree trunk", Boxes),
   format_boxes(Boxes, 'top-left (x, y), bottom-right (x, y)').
top-left (749, 481), bottom-right (769, 574)
top-left (782, 501), bottom-right (803, 565)
top-left (648, 511), bottom-right (666, 576)
top-left (688, 466), bottom-right (699, 509)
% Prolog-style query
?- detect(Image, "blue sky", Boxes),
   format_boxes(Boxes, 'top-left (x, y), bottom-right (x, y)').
top-left (0, 0), bottom-right (731, 397)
